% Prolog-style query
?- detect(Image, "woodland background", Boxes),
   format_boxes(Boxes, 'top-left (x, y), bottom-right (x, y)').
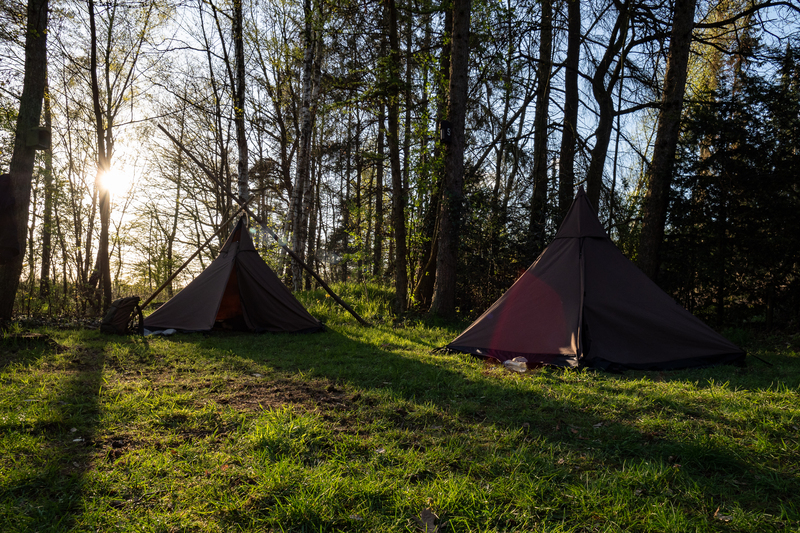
top-left (1, 0), bottom-right (799, 329)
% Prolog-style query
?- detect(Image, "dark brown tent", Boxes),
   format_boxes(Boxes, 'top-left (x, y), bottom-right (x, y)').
top-left (447, 188), bottom-right (745, 370)
top-left (144, 218), bottom-right (323, 333)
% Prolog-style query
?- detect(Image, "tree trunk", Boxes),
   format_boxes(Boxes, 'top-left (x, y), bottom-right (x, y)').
top-left (373, 102), bottom-right (385, 278)
top-left (413, 6), bottom-right (450, 307)
top-left (233, 0), bottom-right (249, 201)
top-left (0, 0), bottom-right (49, 321)
top-left (88, 0), bottom-right (112, 313)
top-left (528, 0), bottom-right (553, 259)
top-left (429, 0), bottom-right (471, 317)
top-left (387, 0), bottom-right (408, 312)
top-left (167, 100), bottom-right (186, 299)
top-left (557, 0), bottom-right (580, 222)
top-left (355, 114), bottom-right (363, 282)
top-left (341, 110), bottom-right (352, 283)
top-left (39, 79), bottom-right (53, 299)
top-left (305, 147), bottom-right (320, 290)
top-left (638, 0), bottom-right (697, 280)
top-left (585, 6), bottom-right (629, 210)
top-left (291, 0), bottom-right (322, 290)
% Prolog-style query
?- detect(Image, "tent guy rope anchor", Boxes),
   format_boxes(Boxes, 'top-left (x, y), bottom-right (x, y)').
top-left (155, 123), bottom-right (370, 327)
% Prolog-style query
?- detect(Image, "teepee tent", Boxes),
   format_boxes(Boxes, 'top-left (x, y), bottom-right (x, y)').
top-left (144, 218), bottom-right (323, 333)
top-left (447, 188), bottom-right (744, 370)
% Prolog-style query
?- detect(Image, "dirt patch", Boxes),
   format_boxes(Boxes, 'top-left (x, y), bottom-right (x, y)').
top-left (66, 346), bottom-right (104, 370)
top-left (220, 377), bottom-right (356, 413)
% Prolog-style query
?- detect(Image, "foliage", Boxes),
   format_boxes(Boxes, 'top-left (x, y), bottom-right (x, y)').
top-left (664, 45), bottom-right (800, 329)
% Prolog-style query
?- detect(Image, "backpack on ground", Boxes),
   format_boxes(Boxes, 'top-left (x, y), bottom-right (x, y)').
top-left (100, 296), bottom-right (144, 335)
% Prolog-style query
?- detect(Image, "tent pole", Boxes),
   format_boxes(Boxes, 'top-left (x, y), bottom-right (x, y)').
top-left (140, 204), bottom-right (251, 310)
top-left (155, 123), bottom-right (371, 327)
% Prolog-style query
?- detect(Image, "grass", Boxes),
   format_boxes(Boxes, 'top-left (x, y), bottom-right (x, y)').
top-left (0, 283), bottom-right (798, 532)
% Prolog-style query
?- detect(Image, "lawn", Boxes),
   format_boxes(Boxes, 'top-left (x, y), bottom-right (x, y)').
top-left (1, 285), bottom-right (798, 532)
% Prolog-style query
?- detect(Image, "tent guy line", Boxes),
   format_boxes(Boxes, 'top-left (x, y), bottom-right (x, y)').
top-left (155, 123), bottom-right (370, 327)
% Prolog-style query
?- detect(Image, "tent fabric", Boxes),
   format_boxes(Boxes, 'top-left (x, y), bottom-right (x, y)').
top-left (447, 187), bottom-right (745, 370)
top-left (144, 218), bottom-right (323, 334)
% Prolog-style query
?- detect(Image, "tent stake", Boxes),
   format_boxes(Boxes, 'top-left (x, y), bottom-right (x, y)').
top-left (156, 123), bottom-right (370, 327)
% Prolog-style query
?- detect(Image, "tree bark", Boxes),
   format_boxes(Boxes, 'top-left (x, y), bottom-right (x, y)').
top-left (557, 0), bottom-right (580, 222)
top-left (39, 79), bottom-right (53, 298)
top-left (429, 0), bottom-right (471, 317)
top-left (585, 5), bottom-right (629, 210)
top-left (638, 0), bottom-right (697, 280)
top-left (386, 0), bottom-right (408, 312)
top-left (355, 114), bottom-right (364, 282)
top-left (373, 102), bottom-right (385, 278)
top-left (233, 0), bottom-right (249, 201)
top-left (290, 0), bottom-right (321, 290)
top-left (0, 0), bottom-right (49, 320)
top-left (528, 0), bottom-right (553, 259)
top-left (413, 5), bottom-right (450, 307)
top-left (88, 0), bottom-right (112, 313)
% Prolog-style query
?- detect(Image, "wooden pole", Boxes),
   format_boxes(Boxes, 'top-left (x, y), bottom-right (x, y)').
top-left (155, 123), bottom-right (370, 326)
top-left (140, 204), bottom-right (250, 310)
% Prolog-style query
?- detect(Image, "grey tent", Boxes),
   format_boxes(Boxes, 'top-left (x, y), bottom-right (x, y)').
top-left (144, 218), bottom-right (323, 333)
top-left (447, 188), bottom-right (744, 370)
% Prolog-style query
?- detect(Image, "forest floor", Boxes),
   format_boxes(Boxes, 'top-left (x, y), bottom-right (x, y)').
top-left (1, 285), bottom-right (798, 532)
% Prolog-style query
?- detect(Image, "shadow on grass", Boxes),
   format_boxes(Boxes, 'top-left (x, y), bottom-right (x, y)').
top-left (185, 327), bottom-right (800, 522)
top-left (0, 335), bottom-right (109, 532)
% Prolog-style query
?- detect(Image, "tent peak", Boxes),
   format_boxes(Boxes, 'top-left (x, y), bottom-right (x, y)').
top-left (554, 187), bottom-right (608, 239)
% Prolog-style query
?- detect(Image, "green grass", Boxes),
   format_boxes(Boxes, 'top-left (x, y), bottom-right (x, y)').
top-left (1, 284), bottom-right (799, 532)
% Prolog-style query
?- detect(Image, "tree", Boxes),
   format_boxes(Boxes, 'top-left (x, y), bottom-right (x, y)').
top-left (557, 0), bottom-right (580, 222)
top-left (0, 0), bottom-right (48, 321)
top-left (637, 0), bottom-right (697, 280)
top-left (584, 0), bottom-right (630, 210)
top-left (290, 0), bottom-right (324, 291)
top-left (527, 0), bottom-right (552, 259)
top-left (429, 0), bottom-right (471, 316)
top-left (385, 0), bottom-right (408, 312)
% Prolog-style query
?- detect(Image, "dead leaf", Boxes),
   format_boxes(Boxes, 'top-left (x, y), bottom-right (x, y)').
top-left (714, 507), bottom-right (733, 522)
top-left (412, 508), bottom-right (439, 533)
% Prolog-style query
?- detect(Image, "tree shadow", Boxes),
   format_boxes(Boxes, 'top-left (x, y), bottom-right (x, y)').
top-left (186, 327), bottom-right (800, 523)
top-left (0, 334), bottom-right (108, 531)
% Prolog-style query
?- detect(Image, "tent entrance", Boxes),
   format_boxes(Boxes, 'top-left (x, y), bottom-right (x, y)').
top-left (214, 265), bottom-right (246, 330)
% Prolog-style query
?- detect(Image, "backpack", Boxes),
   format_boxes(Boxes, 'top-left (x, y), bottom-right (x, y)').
top-left (100, 296), bottom-right (144, 335)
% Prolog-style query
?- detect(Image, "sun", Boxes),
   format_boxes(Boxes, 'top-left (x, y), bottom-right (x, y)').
top-left (101, 165), bottom-right (136, 197)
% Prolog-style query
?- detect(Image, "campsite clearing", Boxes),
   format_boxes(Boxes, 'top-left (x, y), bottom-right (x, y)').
top-left (1, 294), bottom-right (798, 532)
